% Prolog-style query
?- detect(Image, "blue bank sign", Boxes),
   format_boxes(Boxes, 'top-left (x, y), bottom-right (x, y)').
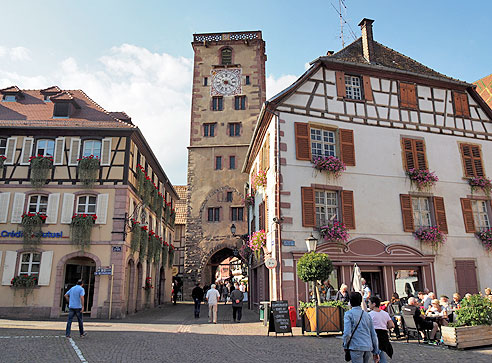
top-left (1, 230), bottom-right (64, 238)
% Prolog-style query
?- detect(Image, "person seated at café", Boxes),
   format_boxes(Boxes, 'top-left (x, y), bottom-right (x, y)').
top-left (425, 298), bottom-right (448, 326)
top-left (416, 291), bottom-right (425, 305)
top-left (320, 279), bottom-right (334, 302)
top-left (485, 288), bottom-right (492, 302)
top-left (423, 292), bottom-right (436, 310)
top-left (440, 296), bottom-right (452, 324)
top-left (335, 284), bottom-right (350, 304)
top-left (450, 293), bottom-right (461, 310)
top-left (402, 297), bottom-right (439, 344)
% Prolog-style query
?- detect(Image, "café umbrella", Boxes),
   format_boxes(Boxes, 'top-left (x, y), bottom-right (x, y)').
top-left (352, 263), bottom-right (367, 310)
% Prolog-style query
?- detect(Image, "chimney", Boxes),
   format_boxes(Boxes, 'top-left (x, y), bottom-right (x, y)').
top-left (326, 50), bottom-right (334, 56)
top-left (358, 18), bottom-right (375, 63)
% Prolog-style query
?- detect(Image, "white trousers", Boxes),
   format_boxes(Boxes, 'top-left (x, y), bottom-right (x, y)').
top-left (208, 304), bottom-right (218, 323)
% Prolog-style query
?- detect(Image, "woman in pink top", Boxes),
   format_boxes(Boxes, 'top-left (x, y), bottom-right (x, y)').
top-left (368, 296), bottom-right (394, 363)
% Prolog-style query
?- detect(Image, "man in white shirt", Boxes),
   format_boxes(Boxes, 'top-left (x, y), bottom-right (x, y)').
top-left (205, 284), bottom-right (221, 324)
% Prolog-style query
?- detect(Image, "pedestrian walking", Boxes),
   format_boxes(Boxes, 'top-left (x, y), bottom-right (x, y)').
top-left (205, 284), bottom-right (221, 324)
top-left (343, 292), bottom-right (380, 363)
top-left (192, 283), bottom-right (204, 318)
top-left (64, 279), bottom-right (88, 338)
top-left (368, 296), bottom-right (393, 363)
top-left (230, 287), bottom-right (244, 322)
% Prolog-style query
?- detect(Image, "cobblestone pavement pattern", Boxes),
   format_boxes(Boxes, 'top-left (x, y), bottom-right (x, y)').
top-left (1, 303), bottom-right (492, 362)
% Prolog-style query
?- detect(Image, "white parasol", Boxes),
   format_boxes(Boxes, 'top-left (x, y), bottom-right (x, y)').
top-left (352, 263), bottom-right (367, 311)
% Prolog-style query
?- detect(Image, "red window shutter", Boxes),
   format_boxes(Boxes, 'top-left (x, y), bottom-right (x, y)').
top-left (400, 194), bottom-right (414, 232)
top-left (295, 122), bottom-right (311, 161)
top-left (433, 196), bottom-right (448, 234)
top-left (362, 75), bottom-right (373, 102)
top-left (453, 92), bottom-right (463, 116)
top-left (265, 133), bottom-right (270, 171)
top-left (460, 198), bottom-right (475, 233)
top-left (340, 129), bottom-right (355, 166)
top-left (460, 144), bottom-right (475, 177)
top-left (341, 190), bottom-right (355, 229)
top-left (455, 260), bottom-right (479, 297)
top-left (471, 145), bottom-right (484, 177)
top-left (265, 196), bottom-right (269, 233)
top-left (415, 140), bottom-right (427, 170)
top-left (402, 138), bottom-right (415, 171)
top-left (400, 82), bottom-right (417, 109)
top-left (460, 93), bottom-right (470, 118)
top-left (335, 71), bottom-right (346, 98)
top-left (258, 201), bottom-right (265, 231)
top-left (400, 83), bottom-right (409, 108)
top-left (301, 187), bottom-right (316, 227)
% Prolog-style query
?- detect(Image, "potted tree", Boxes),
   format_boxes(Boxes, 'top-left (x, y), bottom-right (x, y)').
top-left (297, 252), bottom-right (344, 335)
top-left (441, 294), bottom-right (492, 349)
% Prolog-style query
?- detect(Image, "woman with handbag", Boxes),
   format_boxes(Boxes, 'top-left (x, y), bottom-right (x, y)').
top-left (343, 292), bottom-right (380, 363)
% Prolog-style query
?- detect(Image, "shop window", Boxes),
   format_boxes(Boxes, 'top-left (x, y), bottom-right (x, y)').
top-left (18, 252), bottom-right (41, 277)
top-left (77, 195), bottom-right (97, 215)
top-left (82, 140), bottom-right (102, 159)
top-left (28, 195), bottom-right (48, 214)
top-left (36, 139), bottom-right (55, 157)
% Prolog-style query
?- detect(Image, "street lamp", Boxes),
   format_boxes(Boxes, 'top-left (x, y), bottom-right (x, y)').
top-left (230, 223), bottom-right (237, 236)
top-left (305, 234), bottom-right (318, 252)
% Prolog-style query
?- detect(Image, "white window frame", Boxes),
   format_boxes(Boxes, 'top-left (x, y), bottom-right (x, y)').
top-left (412, 197), bottom-right (432, 228)
top-left (36, 139), bottom-right (55, 157)
top-left (345, 75), bottom-right (362, 100)
top-left (28, 194), bottom-right (49, 214)
top-left (18, 252), bottom-right (41, 277)
top-left (0, 138), bottom-right (6, 156)
top-left (76, 195), bottom-right (97, 215)
top-left (315, 190), bottom-right (339, 227)
top-left (472, 200), bottom-right (490, 231)
top-left (310, 128), bottom-right (336, 158)
top-left (82, 140), bottom-right (102, 159)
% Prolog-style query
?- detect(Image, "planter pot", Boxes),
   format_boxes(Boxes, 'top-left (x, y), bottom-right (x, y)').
top-left (441, 325), bottom-right (492, 349)
top-left (301, 306), bottom-right (343, 335)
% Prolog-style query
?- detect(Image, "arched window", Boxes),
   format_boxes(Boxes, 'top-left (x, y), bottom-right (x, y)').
top-left (221, 48), bottom-right (232, 65)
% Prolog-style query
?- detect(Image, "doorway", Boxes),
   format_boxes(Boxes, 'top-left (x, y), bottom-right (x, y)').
top-left (61, 257), bottom-right (96, 313)
top-left (361, 270), bottom-right (383, 299)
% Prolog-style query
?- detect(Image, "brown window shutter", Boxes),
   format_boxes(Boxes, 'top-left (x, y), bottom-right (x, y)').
top-left (400, 194), bottom-right (414, 232)
top-left (433, 196), bottom-right (448, 234)
top-left (339, 129), bottom-right (355, 166)
top-left (471, 145), bottom-right (484, 177)
top-left (400, 83), bottom-right (409, 108)
top-left (258, 201), bottom-right (265, 231)
top-left (265, 196), bottom-right (269, 233)
top-left (460, 93), bottom-right (470, 118)
top-left (265, 133), bottom-right (270, 171)
top-left (335, 71), bottom-right (346, 98)
top-left (301, 187), bottom-right (316, 227)
top-left (341, 190), bottom-right (355, 229)
top-left (415, 140), bottom-right (427, 170)
top-left (407, 83), bottom-right (418, 109)
top-left (460, 198), bottom-right (475, 233)
top-left (455, 260), bottom-right (479, 296)
top-left (402, 138), bottom-right (415, 171)
top-left (454, 92), bottom-right (465, 116)
top-left (295, 122), bottom-right (311, 161)
top-left (362, 75), bottom-right (373, 101)
top-left (460, 144), bottom-right (474, 177)
top-left (250, 216), bottom-right (255, 235)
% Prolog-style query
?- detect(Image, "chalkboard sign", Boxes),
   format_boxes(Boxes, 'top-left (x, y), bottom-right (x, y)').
top-left (268, 300), bottom-right (293, 336)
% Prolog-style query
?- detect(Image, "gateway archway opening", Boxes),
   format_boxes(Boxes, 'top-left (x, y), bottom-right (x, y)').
top-left (61, 257), bottom-right (96, 314)
top-left (204, 248), bottom-right (247, 287)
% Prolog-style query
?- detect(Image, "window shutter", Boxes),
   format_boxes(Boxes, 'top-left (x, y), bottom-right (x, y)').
top-left (265, 133), bottom-right (270, 171)
top-left (100, 138), bottom-right (112, 166)
top-left (53, 137), bottom-right (65, 165)
top-left (265, 196), bottom-right (269, 233)
top-left (335, 71), bottom-right (346, 98)
top-left (400, 82), bottom-right (417, 109)
top-left (45, 193), bottom-right (60, 224)
top-left (362, 75), bottom-right (373, 101)
top-left (10, 192), bottom-right (25, 224)
top-left (0, 192), bottom-right (10, 223)
top-left (4, 137), bottom-right (17, 165)
top-left (455, 260), bottom-right (479, 297)
top-left (400, 83), bottom-right (409, 108)
top-left (68, 138), bottom-right (81, 166)
top-left (471, 145), bottom-right (484, 177)
top-left (20, 137), bottom-right (34, 165)
top-left (38, 251), bottom-right (53, 286)
top-left (460, 198), bottom-right (475, 233)
top-left (433, 196), bottom-right (448, 234)
top-left (301, 187), bottom-right (316, 227)
top-left (341, 190), bottom-right (355, 229)
top-left (400, 194), bottom-right (414, 232)
top-left (1, 251), bottom-right (17, 285)
top-left (460, 144), bottom-right (483, 177)
top-left (402, 138), bottom-right (415, 171)
top-left (258, 201), bottom-right (265, 231)
top-left (60, 193), bottom-right (75, 224)
top-left (340, 129), bottom-right (355, 166)
top-left (295, 122), bottom-right (311, 161)
top-left (460, 93), bottom-right (470, 118)
top-left (415, 140), bottom-right (427, 170)
top-left (96, 193), bottom-right (109, 224)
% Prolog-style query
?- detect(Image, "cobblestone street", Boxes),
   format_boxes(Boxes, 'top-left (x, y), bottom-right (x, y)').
top-left (1, 303), bottom-right (492, 362)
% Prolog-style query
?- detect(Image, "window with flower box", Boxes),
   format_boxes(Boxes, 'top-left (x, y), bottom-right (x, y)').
top-left (412, 197), bottom-right (432, 228)
top-left (0, 138), bottom-right (7, 156)
top-left (400, 194), bottom-right (448, 233)
top-left (28, 195), bottom-right (48, 215)
top-left (295, 123), bottom-right (355, 166)
top-left (461, 198), bottom-right (491, 233)
top-left (82, 140), bottom-right (102, 159)
top-left (36, 139), bottom-right (55, 157)
top-left (18, 252), bottom-right (41, 277)
top-left (315, 190), bottom-right (339, 227)
top-left (77, 195), bottom-right (97, 215)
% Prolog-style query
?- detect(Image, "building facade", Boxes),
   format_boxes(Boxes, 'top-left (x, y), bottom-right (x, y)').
top-left (184, 31), bottom-right (266, 294)
top-left (474, 74), bottom-right (492, 109)
top-left (0, 86), bottom-right (178, 318)
top-left (244, 19), bottom-right (492, 309)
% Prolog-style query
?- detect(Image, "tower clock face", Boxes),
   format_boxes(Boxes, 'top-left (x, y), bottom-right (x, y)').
top-left (211, 68), bottom-right (242, 96)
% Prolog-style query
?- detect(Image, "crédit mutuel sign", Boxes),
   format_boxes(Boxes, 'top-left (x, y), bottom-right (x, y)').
top-left (1, 230), bottom-right (66, 238)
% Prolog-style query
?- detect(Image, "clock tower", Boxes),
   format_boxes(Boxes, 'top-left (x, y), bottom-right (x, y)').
top-left (184, 31), bottom-right (266, 293)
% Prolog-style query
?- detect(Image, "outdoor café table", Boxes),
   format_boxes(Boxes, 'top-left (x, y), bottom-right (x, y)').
top-left (425, 313), bottom-right (447, 327)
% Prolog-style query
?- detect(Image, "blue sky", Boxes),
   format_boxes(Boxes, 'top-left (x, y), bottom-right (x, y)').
top-left (1, 1), bottom-right (491, 184)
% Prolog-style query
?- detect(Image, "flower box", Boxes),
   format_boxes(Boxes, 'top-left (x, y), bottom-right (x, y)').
top-left (29, 155), bottom-right (53, 188)
top-left (251, 170), bottom-right (267, 190)
top-left (413, 226), bottom-right (446, 249)
top-left (476, 229), bottom-right (492, 251)
top-left (301, 305), bottom-right (344, 335)
top-left (248, 230), bottom-right (266, 258)
top-left (312, 155), bottom-right (346, 178)
top-left (441, 325), bottom-right (492, 349)
top-left (469, 176), bottom-right (492, 196)
top-left (407, 168), bottom-right (438, 191)
top-left (78, 155), bottom-right (100, 187)
top-left (319, 221), bottom-right (349, 244)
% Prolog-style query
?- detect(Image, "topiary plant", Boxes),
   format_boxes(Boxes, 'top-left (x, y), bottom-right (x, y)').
top-left (296, 252), bottom-right (333, 304)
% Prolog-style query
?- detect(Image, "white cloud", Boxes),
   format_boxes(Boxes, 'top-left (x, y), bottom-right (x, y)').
top-left (0, 44), bottom-right (298, 185)
top-left (10, 47), bottom-right (31, 61)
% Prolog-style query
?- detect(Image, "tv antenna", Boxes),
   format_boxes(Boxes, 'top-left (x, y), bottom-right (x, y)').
top-left (331, 0), bottom-right (358, 48)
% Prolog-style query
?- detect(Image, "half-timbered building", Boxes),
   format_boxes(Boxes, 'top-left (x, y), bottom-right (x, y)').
top-left (243, 19), bottom-right (492, 309)
top-left (0, 86), bottom-right (178, 318)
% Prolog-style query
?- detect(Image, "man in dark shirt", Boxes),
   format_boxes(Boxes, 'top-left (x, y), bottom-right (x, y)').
top-left (402, 297), bottom-right (438, 343)
top-left (191, 283), bottom-right (204, 318)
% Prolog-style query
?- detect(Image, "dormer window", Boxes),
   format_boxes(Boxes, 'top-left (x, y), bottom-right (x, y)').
top-left (221, 48), bottom-right (232, 65)
top-left (53, 103), bottom-right (70, 118)
top-left (0, 85), bottom-right (23, 102)
top-left (44, 95), bottom-right (51, 102)
top-left (3, 95), bottom-right (16, 102)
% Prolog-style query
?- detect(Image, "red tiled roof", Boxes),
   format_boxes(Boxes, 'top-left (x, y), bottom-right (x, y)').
top-left (474, 74), bottom-right (492, 109)
top-left (0, 85), bottom-right (21, 94)
top-left (0, 89), bottom-right (135, 129)
top-left (40, 86), bottom-right (61, 94)
top-left (174, 185), bottom-right (187, 225)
